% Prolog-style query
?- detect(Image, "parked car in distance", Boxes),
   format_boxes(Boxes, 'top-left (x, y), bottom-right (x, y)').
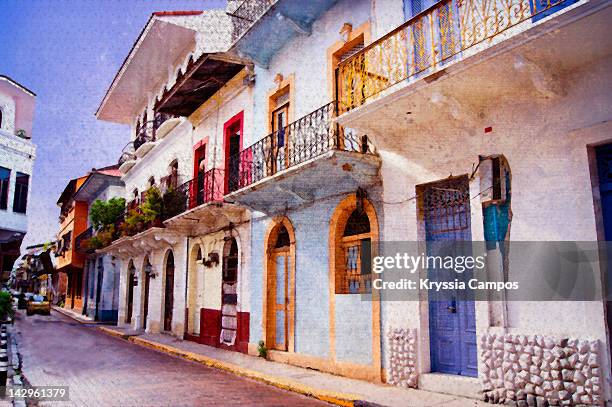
top-left (26, 294), bottom-right (51, 316)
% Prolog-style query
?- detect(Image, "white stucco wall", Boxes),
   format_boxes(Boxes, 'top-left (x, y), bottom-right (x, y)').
top-left (0, 130), bottom-right (35, 234)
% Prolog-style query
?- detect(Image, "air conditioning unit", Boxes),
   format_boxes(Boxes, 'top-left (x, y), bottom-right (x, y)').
top-left (479, 155), bottom-right (510, 205)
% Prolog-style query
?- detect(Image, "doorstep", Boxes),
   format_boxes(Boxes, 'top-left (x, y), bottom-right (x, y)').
top-left (52, 306), bottom-right (101, 324)
top-left (419, 373), bottom-right (482, 399)
top-left (98, 328), bottom-right (485, 407)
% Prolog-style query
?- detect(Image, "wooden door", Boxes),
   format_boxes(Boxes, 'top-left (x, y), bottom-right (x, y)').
top-left (424, 176), bottom-right (477, 377)
top-left (267, 247), bottom-right (291, 351)
top-left (271, 104), bottom-right (289, 173)
top-left (164, 252), bottom-right (174, 332)
top-left (226, 128), bottom-right (241, 193)
top-left (143, 272), bottom-right (150, 330)
top-left (126, 268), bottom-right (135, 324)
top-left (195, 146), bottom-right (206, 206)
top-left (595, 145), bottom-right (612, 363)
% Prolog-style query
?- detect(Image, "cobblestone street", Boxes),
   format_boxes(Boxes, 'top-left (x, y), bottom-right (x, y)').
top-left (13, 310), bottom-right (328, 406)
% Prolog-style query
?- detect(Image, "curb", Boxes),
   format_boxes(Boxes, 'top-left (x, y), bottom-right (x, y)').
top-left (51, 306), bottom-right (100, 324)
top-left (98, 326), bottom-right (131, 340)
top-left (98, 327), bottom-right (361, 407)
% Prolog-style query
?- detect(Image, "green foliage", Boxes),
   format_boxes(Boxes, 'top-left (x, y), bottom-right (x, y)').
top-left (257, 340), bottom-right (268, 359)
top-left (0, 291), bottom-right (14, 321)
top-left (90, 197), bottom-right (126, 230)
top-left (86, 225), bottom-right (116, 249)
top-left (141, 187), bottom-right (162, 223)
top-left (121, 209), bottom-right (145, 236)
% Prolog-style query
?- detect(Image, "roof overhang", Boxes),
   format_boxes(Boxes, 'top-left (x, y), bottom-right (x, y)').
top-left (96, 16), bottom-right (200, 124)
top-left (57, 179), bottom-right (77, 206)
top-left (73, 172), bottom-right (124, 203)
top-left (155, 53), bottom-right (245, 117)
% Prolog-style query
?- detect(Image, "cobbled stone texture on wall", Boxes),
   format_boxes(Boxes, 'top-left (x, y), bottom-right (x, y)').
top-left (481, 333), bottom-right (602, 406)
top-left (387, 328), bottom-right (418, 388)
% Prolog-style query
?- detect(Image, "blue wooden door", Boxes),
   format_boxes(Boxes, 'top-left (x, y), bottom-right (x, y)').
top-left (424, 176), bottom-right (477, 377)
top-left (595, 145), bottom-right (612, 355)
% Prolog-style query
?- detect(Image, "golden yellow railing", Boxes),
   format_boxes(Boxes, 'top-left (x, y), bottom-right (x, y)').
top-left (337, 0), bottom-right (566, 112)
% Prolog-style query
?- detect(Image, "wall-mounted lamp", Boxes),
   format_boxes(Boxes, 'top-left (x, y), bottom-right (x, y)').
top-left (204, 252), bottom-right (219, 268)
top-left (339, 23), bottom-right (353, 42)
top-left (144, 262), bottom-right (158, 279)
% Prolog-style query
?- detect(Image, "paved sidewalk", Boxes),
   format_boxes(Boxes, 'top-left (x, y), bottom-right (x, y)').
top-left (51, 306), bottom-right (101, 324)
top-left (99, 326), bottom-right (484, 407)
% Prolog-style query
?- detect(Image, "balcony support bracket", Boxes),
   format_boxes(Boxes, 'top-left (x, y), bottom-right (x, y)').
top-left (276, 12), bottom-right (311, 36)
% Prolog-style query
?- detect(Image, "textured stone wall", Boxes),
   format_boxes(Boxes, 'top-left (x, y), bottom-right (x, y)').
top-left (481, 333), bottom-right (603, 406)
top-left (387, 328), bottom-right (418, 388)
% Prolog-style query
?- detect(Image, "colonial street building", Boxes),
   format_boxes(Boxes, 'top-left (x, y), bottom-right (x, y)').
top-left (0, 75), bottom-right (36, 281)
top-left (96, 9), bottom-right (252, 351)
top-left (55, 175), bottom-right (89, 311)
top-left (73, 165), bottom-right (124, 323)
top-left (88, 0), bottom-right (612, 405)
top-left (333, 0), bottom-right (612, 404)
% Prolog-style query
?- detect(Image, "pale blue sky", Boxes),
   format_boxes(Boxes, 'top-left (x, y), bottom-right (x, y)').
top-left (0, 0), bottom-right (224, 248)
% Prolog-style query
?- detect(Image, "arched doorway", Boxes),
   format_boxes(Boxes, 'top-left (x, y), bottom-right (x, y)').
top-left (264, 218), bottom-right (296, 352)
top-left (163, 250), bottom-right (175, 332)
top-left (186, 245), bottom-right (203, 337)
top-left (142, 256), bottom-right (152, 330)
top-left (126, 260), bottom-right (136, 324)
top-left (220, 238), bottom-right (238, 346)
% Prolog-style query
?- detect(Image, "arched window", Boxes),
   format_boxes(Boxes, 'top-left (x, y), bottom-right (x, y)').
top-left (0, 108), bottom-right (3, 129)
top-left (274, 225), bottom-right (290, 248)
top-left (331, 196), bottom-right (377, 294)
top-left (148, 176), bottom-right (155, 188)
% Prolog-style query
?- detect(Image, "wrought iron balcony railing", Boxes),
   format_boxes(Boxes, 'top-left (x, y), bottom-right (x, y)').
top-left (337, 0), bottom-right (569, 112)
top-left (161, 168), bottom-right (225, 220)
top-left (75, 227), bottom-right (93, 253)
top-left (228, 0), bottom-right (276, 43)
top-left (134, 112), bottom-right (175, 150)
top-left (227, 101), bottom-right (375, 193)
top-left (118, 142), bottom-right (136, 165)
top-left (160, 173), bottom-right (179, 194)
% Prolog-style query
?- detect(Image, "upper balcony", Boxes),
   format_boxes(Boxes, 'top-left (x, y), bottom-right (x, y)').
top-left (163, 168), bottom-right (247, 234)
top-left (228, 0), bottom-right (338, 67)
top-left (335, 0), bottom-right (612, 132)
top-left (117, 112), bottom-right (184, 175)
top-left (97, 10), bottom-right (246, 125)
top-left (224, 101), bottom-right (380, 214)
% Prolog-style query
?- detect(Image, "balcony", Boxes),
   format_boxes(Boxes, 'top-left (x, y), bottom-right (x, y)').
top-left (118, 143), bottom-right (137, 174)
top-left (225, 102), bottom-right (380, 214)
top-left (163, 169), bottom-right (246, 234)
top-left (75, 227), bottom-right (94, 254)
top-left (228, 0), bottom-right (338, 67)
top-left (117, 113), bottom-right (183, 175)
top-left (335, 0), bottom-right (611, 132)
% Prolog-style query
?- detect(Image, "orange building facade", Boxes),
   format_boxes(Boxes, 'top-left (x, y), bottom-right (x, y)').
top-left (55, 176), bottom-right (89, 312)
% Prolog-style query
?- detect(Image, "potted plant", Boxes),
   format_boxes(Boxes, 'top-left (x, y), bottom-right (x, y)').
top-left (141, 186), bottom-right (163, 227)
top-left (162, 187), bottom-right (187, 220)
top-left (0, 291), bottom-right (14, 323)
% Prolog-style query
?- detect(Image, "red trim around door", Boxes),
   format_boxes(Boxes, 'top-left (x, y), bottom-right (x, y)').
top-left (223, 111), bottom-right (244, 193)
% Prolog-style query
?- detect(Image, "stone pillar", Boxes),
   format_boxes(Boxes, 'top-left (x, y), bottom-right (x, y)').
top-left (171, 237), bottom-right (188, 338)
top-left (116, 257), bottom-right (129, 328)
